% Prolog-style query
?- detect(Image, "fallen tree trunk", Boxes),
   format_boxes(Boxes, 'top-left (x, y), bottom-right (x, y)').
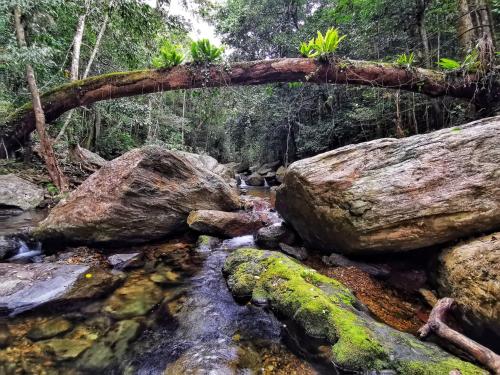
top-left (419, 298), bottom-right (500, 374)
top-left (1, 57), bottom-right (498, 157)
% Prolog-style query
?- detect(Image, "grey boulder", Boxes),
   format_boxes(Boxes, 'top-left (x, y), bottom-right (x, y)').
top-left (276, 117), bottom-right (500, 254)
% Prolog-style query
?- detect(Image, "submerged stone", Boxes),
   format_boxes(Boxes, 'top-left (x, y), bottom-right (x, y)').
top-left (223, 248), bottom-right (485, 374)
top-left (103, 278), bottom-right (163, 319)
top-left (77, 319), bottom-right (141, 371)
top-left (0, 322), bottom-right (11, 348)
top-left (27, 318), bottom-right (73, 341)
top-left (41, 338), bottom-right (92, 361)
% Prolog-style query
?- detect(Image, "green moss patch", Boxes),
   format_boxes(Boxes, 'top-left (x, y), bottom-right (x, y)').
top-left (223, 249), bottom-right (485, 374)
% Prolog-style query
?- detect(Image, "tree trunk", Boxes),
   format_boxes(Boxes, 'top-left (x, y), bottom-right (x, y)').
top-left (70, 4), bottom-right (88, 81)
top-left (13, 5), bottom-right (68, 192)
top-left (457, 0), bottom-right (496, 52)
top-left (415, 0), bottom-right (431, 68)
top-left (82, 0), bottom-right (113, 79)
top-left (56, 0), bottom-right (110, 143)
top-left (1, 57), bottom-right (498, 158)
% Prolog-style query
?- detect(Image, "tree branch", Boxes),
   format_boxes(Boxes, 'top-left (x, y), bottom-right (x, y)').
top-left (1, 57), bottom-right (498, 157)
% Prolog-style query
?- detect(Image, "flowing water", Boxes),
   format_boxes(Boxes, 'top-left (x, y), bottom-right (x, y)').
top-left (0, 189), bottom-right (332, 374)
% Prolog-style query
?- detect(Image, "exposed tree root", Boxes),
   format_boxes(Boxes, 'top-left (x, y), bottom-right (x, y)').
top-left (418, 297), bottom-right (500, 374)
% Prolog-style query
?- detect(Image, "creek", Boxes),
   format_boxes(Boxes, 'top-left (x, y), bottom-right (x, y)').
top-left (0, 188), bottom-right (335, 375)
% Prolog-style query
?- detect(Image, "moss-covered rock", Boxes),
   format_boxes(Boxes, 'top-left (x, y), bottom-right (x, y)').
top-left (223, 249), bottom-right (485, 374)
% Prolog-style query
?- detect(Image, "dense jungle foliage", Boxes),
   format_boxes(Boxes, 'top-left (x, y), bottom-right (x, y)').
top-left (1, 0), bottom-right (499, 165)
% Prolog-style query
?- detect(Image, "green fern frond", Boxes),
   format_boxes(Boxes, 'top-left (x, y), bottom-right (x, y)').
top-left (299, 28), bottom-right (346, 59)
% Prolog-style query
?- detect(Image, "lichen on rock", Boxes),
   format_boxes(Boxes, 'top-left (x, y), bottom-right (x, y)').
top-left (223, 248), bottom-right (485, 374)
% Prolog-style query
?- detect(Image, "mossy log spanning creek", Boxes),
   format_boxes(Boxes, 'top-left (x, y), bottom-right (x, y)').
top-left (223, 248), bottom-right (485, 374)
top-left (1, 57), bottom-right (497, 157)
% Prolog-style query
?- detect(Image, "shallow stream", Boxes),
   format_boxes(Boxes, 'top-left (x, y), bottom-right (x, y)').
top-left (0, 188), bottom-right (335, 375)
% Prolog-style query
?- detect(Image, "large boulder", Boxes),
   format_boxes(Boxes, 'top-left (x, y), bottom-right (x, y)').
top-left (0, 174), bottom-right (44, 210)
top-left (437, 232), bottom-right (500, 337)
top-left (0, 263), bottom-right (119, 315)
top-left (276, 117), bottom-right (500, 254)
top-left (176, 151), bottom-right (234, 182)
top-left (35, 147), bottom-right (239, 245)
top-left (223, 248), bottom-right (483, 374)
top-left (187, 210), bottom-right (268, 237)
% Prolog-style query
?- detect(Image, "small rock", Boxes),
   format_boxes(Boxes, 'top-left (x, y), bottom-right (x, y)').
top-left (246, 173), bottom-right (265, 186)
top-left (42, 338), bottom-right (92, 361)
top-left (322, 253), bottom-right (390, 280)
top-left (195, 235), bottom-right (221, 252)
top-left (27, 318), bottom-right (73, 341)
top-left (278, 243), bottom-right (308, 261)
top-left (0, 263), bottom-right (120, 315)
top-left (255, 223), bottom-right (296, 249)
top-left (107, 253), bottom-right (143, 270)
top-left (103, 279), bottom-right (163, 319)
top-left (188, 210), bottom-right (268, 237)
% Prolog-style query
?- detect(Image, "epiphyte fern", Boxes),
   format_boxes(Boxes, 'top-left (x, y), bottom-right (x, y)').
top-left (190, 39), bottom-right (224, 63)
top-left (299, 28), bottom-right (346, 59)
top-left (152, 40), bottom-right (184, 68)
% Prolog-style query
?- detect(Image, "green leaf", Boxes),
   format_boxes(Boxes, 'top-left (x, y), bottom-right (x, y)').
top-left (438, 58), bottom-right (461, 71)
top-left (299, 28), bottom-right (346, 59)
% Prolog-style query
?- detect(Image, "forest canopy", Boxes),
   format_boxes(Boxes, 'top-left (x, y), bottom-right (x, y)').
top-left (1, 0), bottom-right (498, 165)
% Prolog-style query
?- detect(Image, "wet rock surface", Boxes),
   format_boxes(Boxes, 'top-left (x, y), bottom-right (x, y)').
top-left (255, 222), bottom-right (296, 249)
top-left (0, 263), bottom-right (119, 316)
top-left (223, 248), bottom-right (484, 373)
top-left (276, 118), bottom-right (500, 254)
top-left (103, 277), bottom-right (163, 319)
top-left (0, 174), bottom-right (45, 211)
top-left (35, 147), bottom-right (239, 245)
top-left (187, 209), bottom-right (269, 237)
top-left (107, 252), bottom-right (143, 270)
top-left (437, 232), bottom-right (500, 338)
top-left (278, 242), bottom-right (308, 261)
top-left (27, 318), bottom-right (73, 341)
